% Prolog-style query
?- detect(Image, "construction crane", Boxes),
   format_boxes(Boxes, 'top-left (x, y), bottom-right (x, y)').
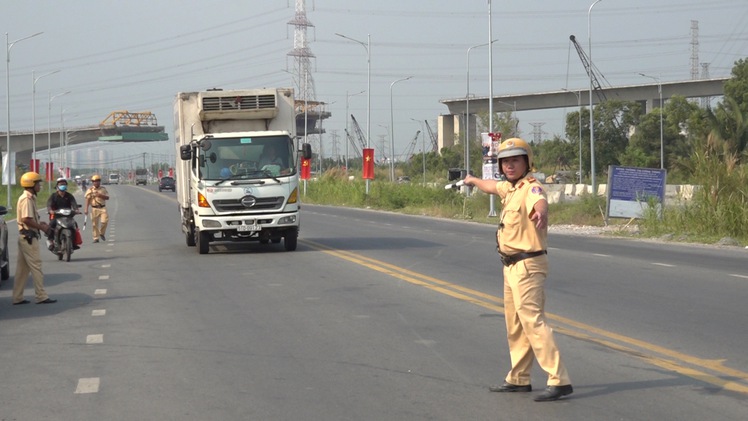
top-left (402, 130), bottom-right (421, 160)
top-left (350, 114), bottom-right (368, 153)
top-left (569, 34), bottom-right (623, 130)
top-left (569, 35), bottom-right (608, 104)
top-left (344, 128), bottom-right (361, 158)
top-left (424, 120), bottom-right (439, 152)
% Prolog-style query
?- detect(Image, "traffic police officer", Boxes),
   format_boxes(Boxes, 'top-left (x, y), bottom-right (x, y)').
top-left (83, 174), bottom-right (110, 243)
top-left (12, 172), bottom-right (56, 305)
top-left (463, 138), bottom-right (573, 402)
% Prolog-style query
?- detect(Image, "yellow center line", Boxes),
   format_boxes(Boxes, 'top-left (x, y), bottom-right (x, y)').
top-left (302, 239), bottom-right (748, 394)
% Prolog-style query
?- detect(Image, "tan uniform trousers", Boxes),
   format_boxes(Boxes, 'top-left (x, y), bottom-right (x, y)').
top-left (503, 255), bottom-right (571, 386)
top-left (91, 207), bottom-right (108, 241)
top-left (12, 237), bottom-right (49, 303)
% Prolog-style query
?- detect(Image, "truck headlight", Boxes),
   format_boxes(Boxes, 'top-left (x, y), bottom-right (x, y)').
top-left (278, 215), bottom-right (296, 225)
top-left (202, 219), bottom-right (221, 228)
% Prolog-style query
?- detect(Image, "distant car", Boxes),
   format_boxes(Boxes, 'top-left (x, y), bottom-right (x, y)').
top-left (159, 176), bottom-right (175, 192)
top-left (108, 174), bottom-right (120, 185)
top-left (0, 206), bottom-right (9, 281)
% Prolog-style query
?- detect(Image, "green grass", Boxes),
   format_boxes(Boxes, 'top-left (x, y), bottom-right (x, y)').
top-left (302, 168), bottom-right (747, 247)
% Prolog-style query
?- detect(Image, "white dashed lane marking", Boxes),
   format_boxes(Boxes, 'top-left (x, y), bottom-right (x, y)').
top-left (730, 274), bottom-right (748, 279)
top-left (94, 289), bottom-right (107, 295)
top-left (75, 378), bottom-right (100, 394)
top-left (652, 263), bottom-right (675, 267)
top-left (92, 309), bottom-right (106, 316)
top-left (86, 334), bottom-right (103, 344)
top-left (98, 275), bottom-right (109, 280)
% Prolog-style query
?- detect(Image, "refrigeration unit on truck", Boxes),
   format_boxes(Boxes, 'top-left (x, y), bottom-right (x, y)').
top-left (174, 87), bottom-right (312, 254)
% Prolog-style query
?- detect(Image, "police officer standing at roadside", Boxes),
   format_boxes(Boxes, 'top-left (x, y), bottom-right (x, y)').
top-left (84, 174), bottom-right (109, 243)
top-left (12, 172), bottom-right (56, 305)
top-left (463, 138), bottom-right (572, 402)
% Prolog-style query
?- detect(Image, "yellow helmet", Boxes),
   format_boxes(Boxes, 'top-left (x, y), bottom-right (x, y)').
top-left (91, 174), bottom-right (102, 181)
top-left (20, 171), bottom-right (43, 188)
top-left (497, 138), bottom-right (534, 174)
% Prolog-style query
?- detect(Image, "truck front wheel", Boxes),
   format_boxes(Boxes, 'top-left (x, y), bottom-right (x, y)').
top-left (197, 229), bottom-right (210, 254)
top-left (283, 229), bottom-right (298, 251)
top-left (186, 224), bottom-right (196, 247)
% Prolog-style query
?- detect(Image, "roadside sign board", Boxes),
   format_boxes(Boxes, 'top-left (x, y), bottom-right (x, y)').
top-left (606, 165), bottom-right (667, 219)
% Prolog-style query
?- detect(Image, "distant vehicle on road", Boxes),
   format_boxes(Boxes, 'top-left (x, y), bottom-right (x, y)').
top-left (158, 176), bottom-right (175, 192)
top-left (135, 168), bottom-right (148, 185)
top-left (108, 173), bottom-right (120, 185)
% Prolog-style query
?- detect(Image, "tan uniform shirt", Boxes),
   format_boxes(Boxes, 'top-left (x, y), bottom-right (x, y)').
top-left (17, 190), bottom-right (40, 234)
top-left (495, 176), bottom-right (547, 255)
top-left (85, 185), bottom-right (109, 208)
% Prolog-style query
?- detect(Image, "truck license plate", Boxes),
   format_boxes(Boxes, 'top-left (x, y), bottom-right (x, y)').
top-left (237, 224), bottom-right (260, 232)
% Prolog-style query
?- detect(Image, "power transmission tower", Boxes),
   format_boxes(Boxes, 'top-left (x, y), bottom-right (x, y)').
top-left (529, 122), bottom-right (545, 143)
top-left (287, 0), bottom-right (316, 105)
top-left (690, 20), bottom-right (700, 80)
top-left (287, 0), bottom-right (331, 170)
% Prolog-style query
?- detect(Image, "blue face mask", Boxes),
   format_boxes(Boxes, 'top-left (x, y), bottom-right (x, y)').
top-left (58, 185), bottom-right (67, 192)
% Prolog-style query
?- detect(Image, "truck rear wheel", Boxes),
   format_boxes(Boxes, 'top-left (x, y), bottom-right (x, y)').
top-left (197, 229), bottom-right (210, 254)
top-left (283, 229), bottom-right (298, 251)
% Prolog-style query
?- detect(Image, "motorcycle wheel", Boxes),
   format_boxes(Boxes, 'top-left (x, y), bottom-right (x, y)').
top-left (61, 231), bottom-right (72, 262)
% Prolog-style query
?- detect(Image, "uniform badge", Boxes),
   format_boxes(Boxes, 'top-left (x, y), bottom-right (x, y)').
top-left (531, 186), bottom-right (543, 194)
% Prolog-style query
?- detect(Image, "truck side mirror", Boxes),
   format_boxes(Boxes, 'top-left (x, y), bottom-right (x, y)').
top-left (180, 145), bottom-right (192, 161)
top-left (301, 143), bottom-right (312, 160)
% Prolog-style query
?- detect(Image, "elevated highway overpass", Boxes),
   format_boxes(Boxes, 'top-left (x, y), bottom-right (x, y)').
top-left (1, 111), bottom-right (167, 172)
top-left (437, 77), bottom-right (729, 148)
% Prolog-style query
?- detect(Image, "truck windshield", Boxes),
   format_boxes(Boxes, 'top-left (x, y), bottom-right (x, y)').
top-left (199, 135), bottom-right (296, 180)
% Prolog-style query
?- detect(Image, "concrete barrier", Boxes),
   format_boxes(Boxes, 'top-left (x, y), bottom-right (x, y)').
top-left (543, 183), bottom-right (699, 205)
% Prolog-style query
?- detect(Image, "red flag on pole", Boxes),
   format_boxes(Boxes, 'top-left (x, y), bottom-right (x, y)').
top-left (362, 148), bottom-right (375, 180)
top-left (300, 157), bottom-right (311, 180)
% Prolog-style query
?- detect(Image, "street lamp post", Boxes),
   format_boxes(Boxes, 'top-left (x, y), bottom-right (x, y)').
top-left (410, 118), bottom-right (426, 185)
top-left (48, 90), bottom-right (70, 190)
top-left (389, 76), bottom-right (412, 182)
top-left (562, 88), bottom-right (583, 183)
top-left (32, 69), bottom-right (60, 166)
top-left (466, 39), bottom-right (497, 184)
top-left (5, 31), bottom-right (43, 209)
top-left (639, 73), bottom-right (664, 169)
top-left (588, 0), bottom-right (603, 195)
top-left (487, 0), bottom-right (498, 217)
top-left (335, 32), bottom-right (371, 193)
top-left (345, 89), bottom-right (365, 173)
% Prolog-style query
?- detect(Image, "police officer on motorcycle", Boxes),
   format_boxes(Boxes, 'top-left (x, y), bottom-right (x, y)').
top-left (46, 177), bottom-right (80, 252)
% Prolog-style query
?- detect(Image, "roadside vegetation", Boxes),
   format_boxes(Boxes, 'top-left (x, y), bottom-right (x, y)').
top-left (305, 59), bottom-right (748, 247)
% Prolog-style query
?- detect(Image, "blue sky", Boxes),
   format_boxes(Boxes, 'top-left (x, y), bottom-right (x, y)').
top-left (2, 0), bottom-right (746, 167)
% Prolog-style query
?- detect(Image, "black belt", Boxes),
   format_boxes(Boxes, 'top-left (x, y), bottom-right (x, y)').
top-left (92, 205), bottom-right (105, 208)
top-left (499, 250), bottom-right (547, 267)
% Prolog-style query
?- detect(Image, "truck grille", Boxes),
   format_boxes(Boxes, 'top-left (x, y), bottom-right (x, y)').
top-left (201, 94), bottom-right (276, 112)
top-left (213, 196), bottom-right (284, 212)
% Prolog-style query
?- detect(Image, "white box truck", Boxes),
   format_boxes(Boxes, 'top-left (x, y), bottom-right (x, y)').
top-left (174, 88), bottom-right (311, 254)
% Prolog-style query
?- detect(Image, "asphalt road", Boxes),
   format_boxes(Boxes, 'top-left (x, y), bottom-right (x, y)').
top-left (1, 187), bottom-right (747, 420)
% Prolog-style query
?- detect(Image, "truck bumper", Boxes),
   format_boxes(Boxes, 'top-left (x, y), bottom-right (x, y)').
top-left (195, 211), bottom-right (299, 241)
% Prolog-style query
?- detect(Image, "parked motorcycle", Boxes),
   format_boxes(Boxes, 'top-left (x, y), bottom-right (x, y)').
top-left (50, 208), bottom-right (80, 262)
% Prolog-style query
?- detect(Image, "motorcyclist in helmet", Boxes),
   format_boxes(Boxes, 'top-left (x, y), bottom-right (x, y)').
top-left (46, 177), bottom-right (81, 251)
